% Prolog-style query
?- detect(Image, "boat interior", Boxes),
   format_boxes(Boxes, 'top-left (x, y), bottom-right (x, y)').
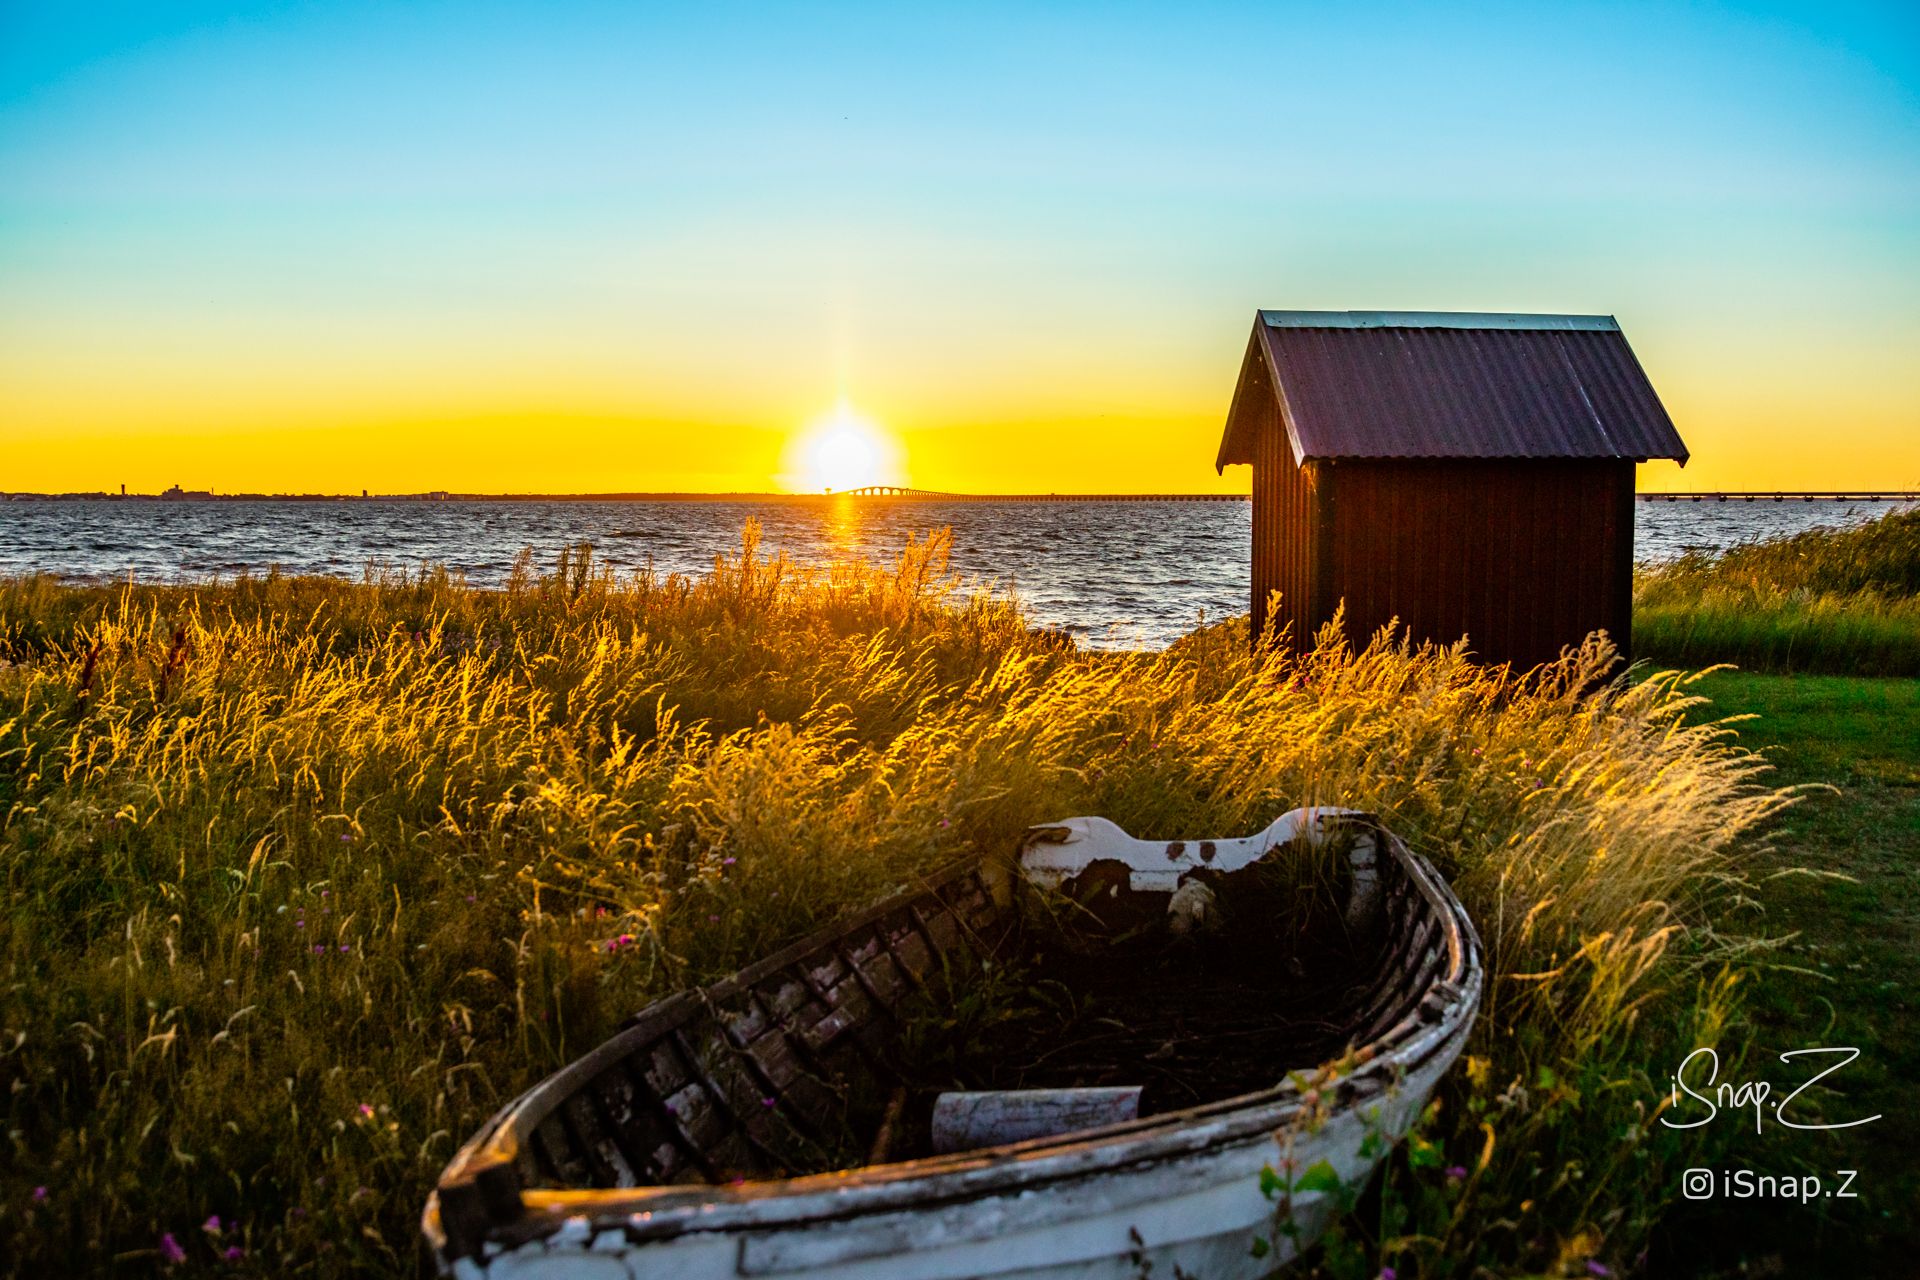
top-left (483, 816), bottom-right (1437, 1192)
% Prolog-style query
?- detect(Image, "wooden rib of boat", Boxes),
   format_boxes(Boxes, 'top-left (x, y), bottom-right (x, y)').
top-left (424, 807), bottom-right (1484, 1279)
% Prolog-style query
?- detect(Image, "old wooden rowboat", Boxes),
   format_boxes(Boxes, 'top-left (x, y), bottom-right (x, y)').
top-left (424, 807), bottom-right (1484, 1279)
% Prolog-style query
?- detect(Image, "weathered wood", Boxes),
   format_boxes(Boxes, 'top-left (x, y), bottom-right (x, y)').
top-left (930, 1088), bottom-right (1143, 1154)
top-left (424, 822), bottom-right (1483, 1280)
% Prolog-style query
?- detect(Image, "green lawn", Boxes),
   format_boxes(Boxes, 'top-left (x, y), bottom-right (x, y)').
top-left (1654, 672), bottom-right (1920, 1276)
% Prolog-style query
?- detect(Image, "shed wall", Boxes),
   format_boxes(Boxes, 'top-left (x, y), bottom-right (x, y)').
top-left (1318, 459), bottom-right (1634, 670)
top-left (1249, 390), bottom-right (1319, 651)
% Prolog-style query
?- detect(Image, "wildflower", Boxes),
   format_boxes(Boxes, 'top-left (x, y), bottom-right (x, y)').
top-left (760, 1097), bottom-right (776, 1108)
top-left (338, 943), bottom-right (351, 953)
top-left (708, 914), bottom-right (720, 923)
top-left (312, 945), bottom-right (325, 954)
top-left (339, 833), bottom-right (351, 842)
top-left (223, 1245), bottom-right (245, 1262)
top-left (1379, 1269), bottom-right (1397, 1280)
top-left (1445, 1165), bottom-right (1468, 1181)
top-left (358, 1103), bottom-right (375, 1120)
top-left (295, 920), bottom-right (305, 929)
top-left (939, 819), bottom-right (950, 828)
top-left (1586, 1264), bottom-right (1611, 1278)
top-left (464, 894), bottom-right (477, 903)
top-left (722, 857), bottom-right (736, 866)
top-left (159, 1233), bottom-right (187, 1264)
top-left (31, 1186), bottom-right (48, 1204)
top-left (203, 1213), bottom-right (222, 1233)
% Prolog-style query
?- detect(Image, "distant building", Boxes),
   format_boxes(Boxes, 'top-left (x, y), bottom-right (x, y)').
top-left (158, 485), bottom-right (214, 500)
top-left (1215, 311), bottom-right (1689, 668)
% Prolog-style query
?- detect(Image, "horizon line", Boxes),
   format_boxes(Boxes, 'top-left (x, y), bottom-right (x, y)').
top-left (5, 489), bottom-right (1917, 502)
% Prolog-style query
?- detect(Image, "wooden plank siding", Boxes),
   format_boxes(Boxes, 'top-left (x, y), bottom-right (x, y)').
top-left (1248, 389), bottom-right (1319, 651)
top-left (1311, 459), bottom-right (1634, 670)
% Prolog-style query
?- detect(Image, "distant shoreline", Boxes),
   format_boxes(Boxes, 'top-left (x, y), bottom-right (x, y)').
top-left (6, 490), bottom-right (1916, 504)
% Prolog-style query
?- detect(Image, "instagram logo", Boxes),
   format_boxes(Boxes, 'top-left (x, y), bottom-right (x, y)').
top-left (1681, 1169), bottom-right (1715, 1200)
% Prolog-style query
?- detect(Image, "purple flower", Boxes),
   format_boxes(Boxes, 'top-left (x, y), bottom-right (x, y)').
top-left (722, 857), bottom-right (736, 866)
top-left (223, 1245), bottom-right (245, 1262)
top-left (1445, 1165), bottom-right (1468, 1181)
top-left (1379, 1269), bottom-right (1397, 1280)
top-left (760, 1097), bottom-right (776, 1108)
top-left (1586, 1264), bottom-right (1611, 1278)
top-left (464, 894), bottom-right (477, 903)
top-left (203, 1213), bottom-right (222, 1233)
top-left (312, 945), bottom-right (325, 954)
top-left (939, 819), bottom-right (950, 828)
top-left (295, 920), bottom-right (304, 929)
top-left (357, 1103), bottom-right (375, 1120)
top-left (31, 1186), bottom-right (48, 1204)
top-left (708, 914), bottom-right (719, 923)
top-left (159, 1233), bottom-right (187, 1264)
top-left (337, 943), bottom-right (350, 953)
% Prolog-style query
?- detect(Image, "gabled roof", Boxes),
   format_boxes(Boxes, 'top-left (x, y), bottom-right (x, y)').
top-left (1216, 310), bottom-right (1688, 471)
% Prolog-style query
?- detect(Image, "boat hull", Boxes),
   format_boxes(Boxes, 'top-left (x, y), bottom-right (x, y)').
top-left (428, 810), bottom-right (1484, 1279)
top-left (451, 1043), bottom-right (1457, 1280)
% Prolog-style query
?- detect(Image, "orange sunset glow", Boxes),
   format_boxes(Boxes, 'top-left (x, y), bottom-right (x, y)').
top-left (2, 5), bottom-right (1916, 496)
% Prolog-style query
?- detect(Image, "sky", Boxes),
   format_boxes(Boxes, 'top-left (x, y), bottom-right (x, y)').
top-left (1, 1), bottom-right (1916, 495)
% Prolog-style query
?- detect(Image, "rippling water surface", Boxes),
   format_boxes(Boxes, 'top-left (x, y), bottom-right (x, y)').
top-left (1, 497), bottom-right (1908, 648)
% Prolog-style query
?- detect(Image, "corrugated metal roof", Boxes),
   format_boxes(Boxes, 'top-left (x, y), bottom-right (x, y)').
top-left (1217, 311), bottom-right (1688, 470)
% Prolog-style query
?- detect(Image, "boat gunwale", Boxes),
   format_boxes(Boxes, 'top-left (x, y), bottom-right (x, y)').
top-left (425, 818), bottom-right (1483, 1260)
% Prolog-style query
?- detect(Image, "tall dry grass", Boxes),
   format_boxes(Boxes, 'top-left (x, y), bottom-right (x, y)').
top-left (1636, 505), bottom-right (1920, 675)
top-left (1, 525), bottom-right (1786, 1276)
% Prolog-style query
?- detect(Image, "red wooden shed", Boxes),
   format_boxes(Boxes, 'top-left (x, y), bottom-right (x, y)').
top-left (1215, 311), bottom-right (1689, 668)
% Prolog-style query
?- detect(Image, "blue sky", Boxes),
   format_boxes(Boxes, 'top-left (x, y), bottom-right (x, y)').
top-left (2, 1), bottom-right (1916, 491)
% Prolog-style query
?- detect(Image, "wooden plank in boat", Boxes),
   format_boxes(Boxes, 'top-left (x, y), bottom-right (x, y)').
top-left (737, 1019), bottom-right (843, 1122)
top-left (559, 1091), bottom-right (636, 1187)
top-left (878, 909), bottom-right (936, 987)
top-left (917, 902), bottom-right (965, 956)
top-left (637, 1039), bottom-right (693, 1101)
top-left (842, 932), bottom-right (911, 1006)
top-left (661, 1080), bottom-right (730, 1153)
top-left (531, 1112), bottom-right (593, 1187)
top-left (587, 1061), bottom-right (687, 1184)
top-left (720, 993), bottom-right (773, 1045)
top-left (673, 1023), bottom-right (807, 1173)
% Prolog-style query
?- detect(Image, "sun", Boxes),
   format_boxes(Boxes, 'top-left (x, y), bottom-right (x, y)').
top-left (788, 401), bottom-right (903, 492)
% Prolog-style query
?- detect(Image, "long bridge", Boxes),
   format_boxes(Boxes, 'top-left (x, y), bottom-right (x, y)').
top-left (831, 486), bottom-right (1244, 502)
top-left (1638, 491), bottom-right (1920, 503)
